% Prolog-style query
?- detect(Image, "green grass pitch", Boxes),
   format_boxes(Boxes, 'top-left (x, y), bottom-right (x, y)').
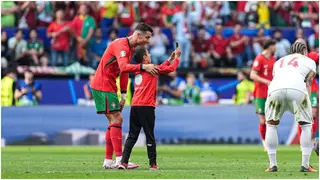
top-left (1, 145), bottom-right (319, 179)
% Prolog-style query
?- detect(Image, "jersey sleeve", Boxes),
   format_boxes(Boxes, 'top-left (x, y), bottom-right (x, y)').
top-left (158, 58), bottom-right (180, 74)
top-left (252, 56), bottom-right (262, 72)
top-left (309, 60), bottom-right (317, 74)
top-left (114, 43), bottom-right (141, 73)
top-left (119, 72), bottom-right (129, 93)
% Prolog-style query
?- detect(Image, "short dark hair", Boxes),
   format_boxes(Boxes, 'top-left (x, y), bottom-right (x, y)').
top-left (134, 22), bottom-right (153, 34)
top-left (108, 28), bottom-right (118, 36)
top-left (263, 40), bottom-right (276, 50)
top-left (15, 29), bottom-right (23, 34)
top-left (289, 42), bottom-right (307, 55)
top-left (133, 46), bottom-right (147, 63)
top-left (25, 69), bottom-right (33, 74)
top-left (273, 28), bottom-right (281, 35)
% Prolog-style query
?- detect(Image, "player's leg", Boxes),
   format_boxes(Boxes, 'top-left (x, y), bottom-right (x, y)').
top-left (287, 89), bottom-right (316, 172)
top-left (91, 89), bottom-right (115, 168)
top-left (119, 107), bottom-right (142, 169)
top-left (298, 92), bottom-right (318, 140)
top-left (254, 98), bottom-right (267, 150)
top-left (140, 107), bottom-right (158, 170)
top-left (264, 89), bottom-right (286, 172)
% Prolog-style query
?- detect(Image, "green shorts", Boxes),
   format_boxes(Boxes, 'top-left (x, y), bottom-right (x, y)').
top-left (92, 89), bottom-right (120, 114)
top-left (310, 92), bottom-right (318, 107)
top-left (254, 98), bottom-right (266, 115)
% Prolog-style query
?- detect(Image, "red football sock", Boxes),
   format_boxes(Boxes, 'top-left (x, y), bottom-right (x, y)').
top-left (105, 125), bottom-right (113, 159)
top-left (110, 124), bottom-right (122, 157)
top-left (312, 117), bottom-right (318, 138)
top-left (259, 124), bottom-right (266, 140)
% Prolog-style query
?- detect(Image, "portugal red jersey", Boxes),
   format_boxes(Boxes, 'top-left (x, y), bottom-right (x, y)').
top-left (131, 58), bottom-right (180, 107)
top-left (308, 52), bottom-right (319, 93)
top-left (91, 38), bottom-right (141, 94)
top-left (252, 54), bottom-right (276, 98)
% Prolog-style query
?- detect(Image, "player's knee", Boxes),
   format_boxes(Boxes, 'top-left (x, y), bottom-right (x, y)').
top-left (112, 112), bottom-right (123, 124)
top-left (267, 120), bottom-right (280, 125)
top-left (258, 114), bottom-right (266, 123)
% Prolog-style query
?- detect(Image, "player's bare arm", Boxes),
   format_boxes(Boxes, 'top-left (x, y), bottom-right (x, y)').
top-left (250, 70), bottom-right (271, 85)
top-left (305, 71), bottom-right (316, 96)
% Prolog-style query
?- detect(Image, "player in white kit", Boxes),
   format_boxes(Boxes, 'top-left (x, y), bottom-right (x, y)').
top-left (264, 41), bottom-right (317, 172)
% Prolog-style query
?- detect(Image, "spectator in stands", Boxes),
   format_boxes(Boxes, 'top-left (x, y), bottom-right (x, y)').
top-left (210, 24), bottom-right (233, 67)
top-left (308, 23), bottom-right (319, 52)
top-left (191, 27), bottom-right (211, 68)
top-left (244, 2), bottom-right (258, 29)
top-left (161, 1), bottom-right (179, 28)
top-left (298, 1), bottom-right (319, 28)
top-left (225, 11), bottom-right (242, 27)
top-left (273, 28), bottom-right (291, 59)
top-left (269, 2), bottom-right (293, 27)
top-left (158, 71), bottom-right (186, 105)
top-left (220, 1), bottom-right (231, 25)
top-left (188, 1), bottom-right (203, 27)
top-left (14, 70), bottom-right (42, 106)
top-left (99, 1), bottom-right (119, 28)
top-left (18, 2), bottom-right (37, 29)
top-left (107, 28), bottom-right (118, 46)
top-left (184, 73), bottom-right (201, 104)
top-left (256, 2), bottom-right (270, 29)
top-left (2, 31), bottom-right (10, 68)
top-left (1, 68), bottom-right (17, 107)
top-left (71, 4), bottom-right (96, 66)
top-left (47, 9), bottom-right (71, 66)
top-left (8, 29), bottom-right (28, 65)
top-left (253, 28), bottom-right (271, 56)
top-left (199, 78), bottom-right (219, 105)
top-left (141, 2), bottom-right (163, 27)
top-left (91, 28), bottom-right (108, 68)
top-left (236, 1), bottom-right (247, 22)
top-left (1, 1), bottom-right (19, 27)
top-left (36, 1), bottom-right (54, 27)
top-left (26, 29), bottom-right (44, 66)
top-left (119, 2), bottom-right (138, 27)
top-left (172, 2), bottom-right (192, 68)
top-left (229, 23), bottom-right (252, 68)
top-left (149, 26), bottom-right (169, 65)
top-left (233, 70), bottom-right (254, 105)
top-left (65, 1), bottom-right (77, 21)
top-left (40, 56), bottom-right (49, 67)
top-left (202, 1), bottom-right (222, 29)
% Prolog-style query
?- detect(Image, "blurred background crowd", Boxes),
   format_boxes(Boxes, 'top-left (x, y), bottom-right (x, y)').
top-left (1, 1), bottom-right (319, 107)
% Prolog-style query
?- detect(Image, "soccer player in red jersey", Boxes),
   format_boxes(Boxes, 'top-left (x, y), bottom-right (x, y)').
top-left (90, 23), bottom-right (159, 169)
top-left (118, 47), bottom-right (181, 170)
top-left (250, 40), bottom-right (277, 151)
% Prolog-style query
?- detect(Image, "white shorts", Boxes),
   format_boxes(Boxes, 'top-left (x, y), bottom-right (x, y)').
top-left (265, 88), bottom-right (313, 123)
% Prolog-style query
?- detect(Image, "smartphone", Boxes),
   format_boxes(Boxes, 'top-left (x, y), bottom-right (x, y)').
top-left (175, 41), bottom-right (179, 48)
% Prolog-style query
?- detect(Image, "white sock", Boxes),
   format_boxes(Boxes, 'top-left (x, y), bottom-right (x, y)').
top-left (103, 159), bottom-right (113, 166)
top-left (300, 124), bottom-right (313, 168)
top-left (266, 124), bottom-right (278, 167)
top-left (116, 156), bottom-right (122, 165)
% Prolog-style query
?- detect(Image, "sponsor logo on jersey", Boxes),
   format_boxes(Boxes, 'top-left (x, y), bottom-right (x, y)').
top-left (253, 61), bottom-right (259, 67)
top-left (135, 74), bottom-right (143, 85)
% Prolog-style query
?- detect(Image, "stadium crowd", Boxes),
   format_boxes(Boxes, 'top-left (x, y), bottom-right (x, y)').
top-left (1, 1), bottom-right (319, 106)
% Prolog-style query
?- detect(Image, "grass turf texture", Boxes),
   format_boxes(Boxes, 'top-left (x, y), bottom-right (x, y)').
top-left (1, 145), bottom-right (319, 179)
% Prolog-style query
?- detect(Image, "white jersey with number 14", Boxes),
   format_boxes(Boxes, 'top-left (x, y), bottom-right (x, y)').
top-left (268, 53), bottom-right (316, 95)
